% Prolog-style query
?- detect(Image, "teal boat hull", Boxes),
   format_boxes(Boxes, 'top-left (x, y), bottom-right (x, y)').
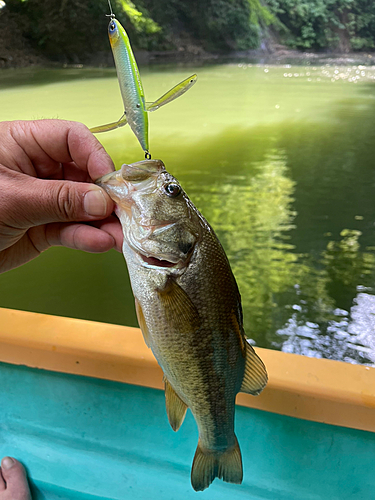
top-left (0, 361), bottom-right (374, 499)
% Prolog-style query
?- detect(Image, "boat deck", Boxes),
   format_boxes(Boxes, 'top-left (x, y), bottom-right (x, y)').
top-left (0, 308), bottom-right (374, 499)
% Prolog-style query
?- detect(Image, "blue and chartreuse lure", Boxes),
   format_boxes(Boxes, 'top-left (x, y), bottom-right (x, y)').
top-left (90, 6), bottom-right (197, 159)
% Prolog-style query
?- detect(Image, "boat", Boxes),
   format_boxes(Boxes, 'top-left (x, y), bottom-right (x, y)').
top-left (0, 306), bottom-right (374, 499)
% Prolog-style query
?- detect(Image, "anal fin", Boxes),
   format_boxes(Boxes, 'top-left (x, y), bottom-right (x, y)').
top-left (135, 298), bottom-right (150, 347)
top-left (240, 342), bottom-right (268, 395)
top-left (164, 377), bottom-right (188, 432)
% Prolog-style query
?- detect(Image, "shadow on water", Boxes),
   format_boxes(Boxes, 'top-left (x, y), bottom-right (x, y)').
top-left (0, 67), bottom-right (117, 91)
top-left (0, 61), bottom-right (218, 91)
top-left (1, 78), bottom-right (375, 364)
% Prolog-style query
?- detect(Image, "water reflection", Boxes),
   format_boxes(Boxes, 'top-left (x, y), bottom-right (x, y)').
top-left (187, 151), bottom-right (375, 365)
top-left (191, 154), bottom-right (298, 344)
top-left (274, 230), bottom-right (375, 364)
top-left (277, 292), bottom-right (375, 365)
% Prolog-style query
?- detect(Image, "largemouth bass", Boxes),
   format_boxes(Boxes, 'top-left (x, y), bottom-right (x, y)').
top-left (96, 160), bottom-right (268, 491)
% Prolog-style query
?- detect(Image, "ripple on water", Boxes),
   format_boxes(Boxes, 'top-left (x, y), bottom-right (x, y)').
top-left (276, 293), bottom-right (375, 365)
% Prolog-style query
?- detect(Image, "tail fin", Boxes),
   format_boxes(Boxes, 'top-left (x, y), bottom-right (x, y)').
top-left (191, 436), bottom-right (243, 491)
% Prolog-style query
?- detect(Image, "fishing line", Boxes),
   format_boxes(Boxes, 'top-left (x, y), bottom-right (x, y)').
top-left (106, 0), bottom-right (115, 19)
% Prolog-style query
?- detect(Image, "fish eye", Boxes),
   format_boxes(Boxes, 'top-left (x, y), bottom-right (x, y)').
top-left (164, 183), bottom-right (181, 198)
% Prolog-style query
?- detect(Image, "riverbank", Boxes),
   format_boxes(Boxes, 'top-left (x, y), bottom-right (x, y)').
top-left (3, 6), bottom-right (375, 70)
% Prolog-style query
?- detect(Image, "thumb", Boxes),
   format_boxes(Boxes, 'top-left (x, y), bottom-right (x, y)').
top-left (3, 174), bottom-right (114, 228)
top-left (0, 457), bottom-right (31, 499)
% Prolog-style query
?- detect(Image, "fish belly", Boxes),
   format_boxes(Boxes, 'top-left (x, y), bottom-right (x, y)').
top-left (134, 271), bottom-right (241, 451)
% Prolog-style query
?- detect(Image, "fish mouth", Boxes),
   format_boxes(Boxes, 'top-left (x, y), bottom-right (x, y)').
top-left (139, 254), bottom-right (179, 268)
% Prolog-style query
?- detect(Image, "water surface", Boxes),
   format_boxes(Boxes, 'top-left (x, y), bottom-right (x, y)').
top-left (1, 63), bottom-right (375, 365)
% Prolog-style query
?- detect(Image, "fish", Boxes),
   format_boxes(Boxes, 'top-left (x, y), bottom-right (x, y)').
top-left (96, 159), bottom-right (268, 491)
top-left (90, 6), bottom-right (197, 158)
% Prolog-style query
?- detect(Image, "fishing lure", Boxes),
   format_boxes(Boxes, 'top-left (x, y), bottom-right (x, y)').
top-left (90, 1), bottom-right (197, 159)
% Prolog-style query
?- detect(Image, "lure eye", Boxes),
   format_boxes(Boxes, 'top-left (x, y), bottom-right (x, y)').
top-left (164, 183), bottom-right (181, 198)
top-left (109, 21), bottom-right (116, 32)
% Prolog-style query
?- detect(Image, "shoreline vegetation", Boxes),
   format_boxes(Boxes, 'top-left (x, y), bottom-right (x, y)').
top-left (2, 0), bottom-right (375, 69)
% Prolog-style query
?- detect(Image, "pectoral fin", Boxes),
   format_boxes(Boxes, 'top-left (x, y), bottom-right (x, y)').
top-left (157, 277), bottom-right (201, 332)
top-left (89, 114), bottom-right (128, 134)
top-left (164, 377), bottom-right (188, 432)
top-left (135, 298), bottom-right (150, 347)
top-left (240, 342), bottom-right (268, 395)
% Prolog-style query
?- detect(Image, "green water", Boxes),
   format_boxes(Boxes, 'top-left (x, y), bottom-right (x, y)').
top-left (1, 63), bottom-right (375, 365)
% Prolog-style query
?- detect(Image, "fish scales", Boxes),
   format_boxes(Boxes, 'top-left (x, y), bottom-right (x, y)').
top-left (137, 230), bottom-right (242, 448)
top-left (96, 160), bottom-right (268, 491)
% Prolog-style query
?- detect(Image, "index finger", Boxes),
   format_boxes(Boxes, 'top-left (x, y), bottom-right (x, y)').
top-left (3, 119), bottom-right (115, 181)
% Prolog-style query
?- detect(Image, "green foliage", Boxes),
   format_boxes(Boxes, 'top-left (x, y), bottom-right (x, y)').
top-left (4, 0), bottom-right (163, 60)
top-left (121, 0), bottom-right (160, 35)
top-left (119, 0), bottom-right (165, 50)
top-left (248, 0), bottom-right (276, 27)
top-left (2, 0), bottom-right (279, 58)
top-left (5, 0), bottom-right (109, 60)
top-left (139, 0), bottom-right (277, 51)
top-left (267, 0), bottom-right (375, 51)
top-left (4, 0), bottom-right (375, 59)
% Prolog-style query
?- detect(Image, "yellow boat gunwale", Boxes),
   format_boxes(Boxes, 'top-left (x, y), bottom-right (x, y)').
top-left (0, 306), bottom-right (374, 433)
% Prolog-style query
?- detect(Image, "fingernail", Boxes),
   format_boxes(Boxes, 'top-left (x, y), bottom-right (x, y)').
top-left (84, 187), bottom-right (108, 217)
top-left (1, 457), bottom-right (15, 470)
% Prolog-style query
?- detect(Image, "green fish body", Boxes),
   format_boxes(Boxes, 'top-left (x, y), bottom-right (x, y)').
top-left (96, 160), bottom-right (267, 491)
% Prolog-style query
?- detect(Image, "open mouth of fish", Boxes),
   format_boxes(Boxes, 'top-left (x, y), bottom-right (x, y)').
top-left (135, 241), bottom-right (191, 269)
top-left (131, 220), bottom-right (190, 269)
top-left (139, 254), bottom-right (178, 268)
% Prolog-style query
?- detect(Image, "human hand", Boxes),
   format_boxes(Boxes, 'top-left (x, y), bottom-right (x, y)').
top-left (0, 119), bottom-right (123, 274)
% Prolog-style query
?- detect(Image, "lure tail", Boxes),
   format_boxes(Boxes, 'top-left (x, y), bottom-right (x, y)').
top-left (191, 437), bottom-right (243, 491)
top-left (89, 114), bottom-right (127, 134)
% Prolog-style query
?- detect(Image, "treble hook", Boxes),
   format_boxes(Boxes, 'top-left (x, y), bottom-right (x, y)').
top-left (106, 0), bottom-right (115, 19)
